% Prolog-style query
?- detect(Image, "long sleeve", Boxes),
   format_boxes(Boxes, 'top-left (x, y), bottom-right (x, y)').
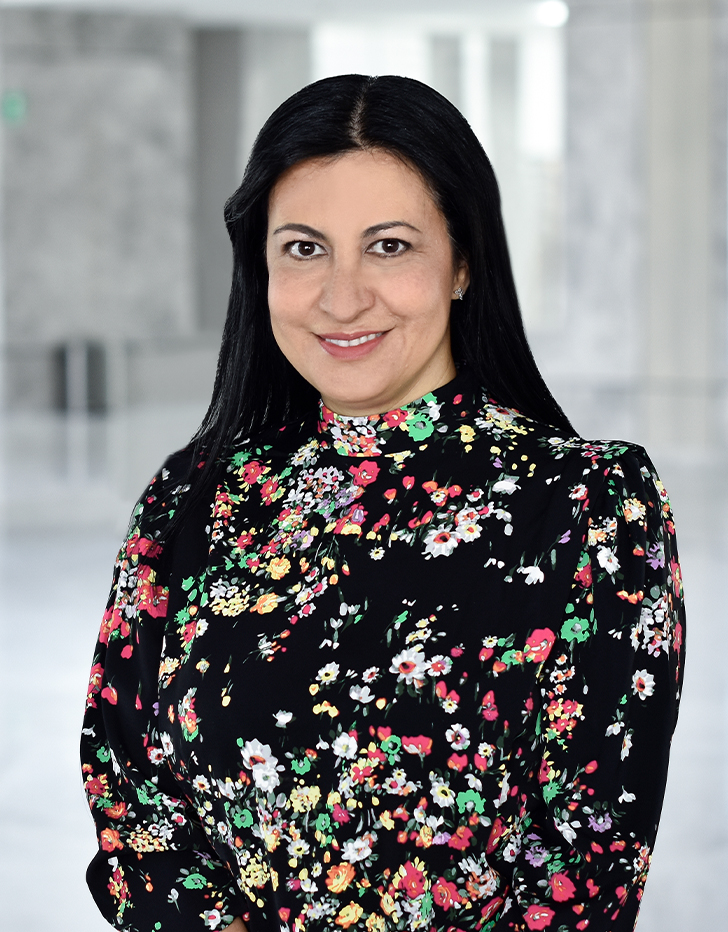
top-left (501, 447), bottom-right (685, 931)
top-left (81, 456), bottom-right (246, 932)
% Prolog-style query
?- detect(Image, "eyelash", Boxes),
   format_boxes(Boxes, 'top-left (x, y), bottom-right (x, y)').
top-left (284, 238), bottom-right (410, 259)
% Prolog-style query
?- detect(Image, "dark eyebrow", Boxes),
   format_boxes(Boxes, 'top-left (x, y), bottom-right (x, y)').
top-left (362, 220), bottom-right (421, 238)
top-left (272, 222), bottom-right (327, 239)
top-left (271, 220), bottom-right (421, 239)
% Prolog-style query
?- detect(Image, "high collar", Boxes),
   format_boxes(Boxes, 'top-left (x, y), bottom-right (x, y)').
top-left (316, 371), bottom-right (485, 457)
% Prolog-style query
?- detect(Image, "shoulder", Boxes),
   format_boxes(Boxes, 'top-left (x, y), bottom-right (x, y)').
top-left (126, 445), bottom-right (205, 543)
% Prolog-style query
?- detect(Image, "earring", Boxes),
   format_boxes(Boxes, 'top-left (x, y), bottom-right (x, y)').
top-left (453, 287), bottom-right (464, 301)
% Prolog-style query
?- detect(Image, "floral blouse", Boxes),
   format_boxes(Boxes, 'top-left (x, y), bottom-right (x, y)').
top-left (81, 373), bottom-right (685, 932)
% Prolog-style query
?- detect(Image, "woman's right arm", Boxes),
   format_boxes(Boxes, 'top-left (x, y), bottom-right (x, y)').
top-left (81, 458), bottom-right (247, 931)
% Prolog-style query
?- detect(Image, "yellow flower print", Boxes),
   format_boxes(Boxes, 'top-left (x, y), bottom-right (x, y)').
top-left (335, 902), bottom-right (364, 929)
top-left (312, 701), bottom-right (339, 718)
top-left (239, 853), bottom-right (270, 892)
top-left (290, 785), bottom-right (322, 812)
top-left (366, 915), bottom-right (387, 932)
top-left (267, 557), bottom-right (291, 580)
top-left (458, 424), bottom-right (476, 444)
top-left (623, 497), bottom-right (646, 524)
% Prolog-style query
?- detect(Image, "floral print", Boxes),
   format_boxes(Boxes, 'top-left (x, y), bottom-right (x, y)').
top-left (82, 373), bottom-right (685, 932)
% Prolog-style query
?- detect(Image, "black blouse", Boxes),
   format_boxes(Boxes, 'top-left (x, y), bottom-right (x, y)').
top-left (81, 373), bottom-right (685, 932)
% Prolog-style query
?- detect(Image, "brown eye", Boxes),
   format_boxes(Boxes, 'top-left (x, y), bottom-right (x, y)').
top-left (370, 238), bottom-right (409, 257)
top-left (289, 241), bottom-right (324, 258)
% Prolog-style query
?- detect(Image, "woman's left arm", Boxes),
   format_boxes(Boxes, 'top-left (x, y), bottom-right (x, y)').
top-left (502, 448), bottom-right (685, 931)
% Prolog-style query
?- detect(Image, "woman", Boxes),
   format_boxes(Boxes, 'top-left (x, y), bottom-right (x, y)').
top-left (81, 75), bottom-right (685, 932)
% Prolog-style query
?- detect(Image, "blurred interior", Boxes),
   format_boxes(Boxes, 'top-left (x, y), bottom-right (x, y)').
top-left (0, 0), bottom-right (725, 929)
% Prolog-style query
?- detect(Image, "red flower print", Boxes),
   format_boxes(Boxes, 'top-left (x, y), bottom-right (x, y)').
top-left (524, 904), bottom-right (555, 930)
top-left (101, 685), bottom-right (118, 705)
top-left (479, 647), bottom-right (493, 662)
top-left (481, 690), bottom-right (498, 720)
top-left (402, 476), bottom-right (415, 490)
top-left (260, 478), bottom-right (279, 503)
top-left (486, 817), bottom-right (506, 854)
top-left (384, 488), bottom-right (397, 502)
top-left (480, 897), bottom-right (504, 921)
top-left (86, 663), bottom-right (104, 708)
top-left (332, 804), bottom-right (350, 824)
top-left (447, 753), bottom-right (468, 771)
top-left (401, 735), bottom-right (433, 757)
top-left (524, 628), bottom-right (556, 664)
top-left (433, 876), bottom-right (461, 909)
top-left (383, 408), bottom-right (407, 427)
top-left (242, 461), bottom-right (264, 484)
top-left (395, 860), bottom-right (426, 898)
top-left (348, 461), bottom-right (380, 486)
top-left (136, 565), bottom-right (169, 618)
top-left (447, 825), bottom-right (473, 850)
top-left (575, 561), bottom-right (592, 587)
top-left (549, 871), bottom-right (576, 902)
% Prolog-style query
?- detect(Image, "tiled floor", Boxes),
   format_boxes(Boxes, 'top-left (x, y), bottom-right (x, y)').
top-left (0, 414), bottom-right (725, 930)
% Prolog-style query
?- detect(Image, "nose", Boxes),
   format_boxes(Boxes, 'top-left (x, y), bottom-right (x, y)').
top-left (319, 257), bottom-right (375, 322)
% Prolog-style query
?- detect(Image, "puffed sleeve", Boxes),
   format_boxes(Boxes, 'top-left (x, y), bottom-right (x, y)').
top-left (502, 447), bottom-right (685, 931)
top-left (81, 455), bottom-right (246, 931)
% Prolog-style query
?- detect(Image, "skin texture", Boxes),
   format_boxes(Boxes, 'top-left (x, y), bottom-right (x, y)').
top-left (223, 919), bottom-right (247, 932)
top-left (266, 149), bottom-right (469, 416)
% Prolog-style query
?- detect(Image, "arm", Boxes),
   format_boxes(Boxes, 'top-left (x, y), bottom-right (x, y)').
top-left (499, 448), bottom-right (685, 931)
top-left (81, 458), bottom-right (247, 931)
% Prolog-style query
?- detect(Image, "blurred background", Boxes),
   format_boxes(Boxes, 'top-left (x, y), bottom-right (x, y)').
top-left (0, 0), bottom-right (725, 928)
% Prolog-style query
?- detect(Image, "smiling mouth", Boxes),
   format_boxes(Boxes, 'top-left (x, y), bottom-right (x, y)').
top-left (321, 332), bottom-right (385, 347)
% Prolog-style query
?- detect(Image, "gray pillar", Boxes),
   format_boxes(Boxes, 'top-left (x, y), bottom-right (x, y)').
top-left (559, 0), bottom-right (728, 448)
top-left (193, 29), bottom-right (242, 333)
top-left (0, 9), bottom-right (195, 410)
top-left (644, 0), bottom-right (727, 447)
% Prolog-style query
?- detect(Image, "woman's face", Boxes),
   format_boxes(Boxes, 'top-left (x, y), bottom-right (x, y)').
top-left (266, 149), bottom-right (469, 416)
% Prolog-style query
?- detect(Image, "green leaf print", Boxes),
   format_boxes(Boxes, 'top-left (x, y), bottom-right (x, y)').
top-left (181, 576), bottom-right (196, 592)
top-left (182, 872), bottom-right (207, 890)
top-left (561, 616), bottom-right (591, 643)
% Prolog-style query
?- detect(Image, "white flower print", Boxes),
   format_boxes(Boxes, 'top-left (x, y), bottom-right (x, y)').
top-left (390, 645), bottom-right (428, 686)
top-left (316, 662), bottom-right (340, 684)
top-left (632, 669), bottom-right (655, 700)
top-left (362, 666), bottom-right (380, 682)
top-left (192, 775), bottom-right (210, 794)
top-left (445, 723), bottom-right (471, 749)
top-left (341, 833), bottom-right (376, 863)
top-left (492, 477), bottom-right (519, 495)
top-left (349, 684), bottom-right (375, 703)
top-left (423, 526), bottom-right (460, 558)
top-left (427, 655), bottom-right (452, 676)
top-left (274, 710), bottom-right (293, 728)
top-left (430, 776), bottom-right (456, 808)
top-left (517, 565), bottom-right (545, 585)
top-left (597, 546), bottom-right (620, 574)
top-left (332, 733), bottom-right (358, 759)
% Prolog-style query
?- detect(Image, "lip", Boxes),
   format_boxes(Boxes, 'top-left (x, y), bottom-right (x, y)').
top-left (317, 330), bottom-right (388, 360)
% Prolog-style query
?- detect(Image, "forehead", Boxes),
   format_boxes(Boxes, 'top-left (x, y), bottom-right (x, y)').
top-left (267, 150), bottom-right (443, 230)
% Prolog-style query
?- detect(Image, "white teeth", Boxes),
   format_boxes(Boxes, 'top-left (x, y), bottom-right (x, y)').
top-left (325, 332), bottom-right (383, 347)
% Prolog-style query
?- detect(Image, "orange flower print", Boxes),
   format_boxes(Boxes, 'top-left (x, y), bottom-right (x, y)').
top-left (100, 828), bottom-right (123, 852)
top-left (325, 862), bottom-right (356, 894)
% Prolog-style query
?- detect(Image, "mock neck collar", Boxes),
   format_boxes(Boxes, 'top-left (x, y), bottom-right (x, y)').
top-left (316, 371), bottom-right (484, 457)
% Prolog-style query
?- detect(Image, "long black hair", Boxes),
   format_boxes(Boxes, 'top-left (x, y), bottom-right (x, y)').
top-left (176, 74), bottom-right (574, 528)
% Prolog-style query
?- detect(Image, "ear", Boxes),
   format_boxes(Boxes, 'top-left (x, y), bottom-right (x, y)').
top-left (453, 260), bottom-right (470, 296)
